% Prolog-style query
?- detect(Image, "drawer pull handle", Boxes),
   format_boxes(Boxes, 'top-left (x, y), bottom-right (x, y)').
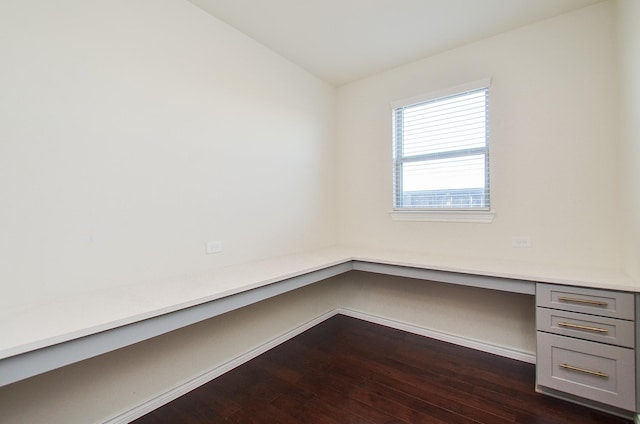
top-left (557, 322), bottom-right (609, 333)
top-left (557, 296), bottom-right (608, 307)
top-left (559, 363), bottom-right (609, 378)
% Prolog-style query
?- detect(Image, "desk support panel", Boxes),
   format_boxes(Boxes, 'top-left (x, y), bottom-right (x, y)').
top-left (352, 261), bottom-right (535, 295)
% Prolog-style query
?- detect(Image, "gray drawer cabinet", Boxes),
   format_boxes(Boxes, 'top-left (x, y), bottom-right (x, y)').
top-left (536, 283), bottom-right (636, 413)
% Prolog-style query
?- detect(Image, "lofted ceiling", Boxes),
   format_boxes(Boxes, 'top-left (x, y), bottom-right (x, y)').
top-left (187, 0), bottom-right (605, 86)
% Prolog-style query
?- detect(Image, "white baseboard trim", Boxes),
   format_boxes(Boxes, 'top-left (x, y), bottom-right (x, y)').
top-left (337, 307), bottom-right (536, 364)
top-left (102, 309), bottom-right (339, 424)
top-left (104, 307), bottom-right (535, 423)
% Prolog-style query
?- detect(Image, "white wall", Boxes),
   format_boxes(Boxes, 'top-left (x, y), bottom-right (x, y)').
top-left (0, 1), bottom-right (337, 422)
top-left (336, 2), bottom-right (621, 271)
top-left (0, 0), bottom-right (337, 309)
top-left (338, 272), bottom-right (536, 356)
top-left (617, 0), bottom-right (640, 281)
top-left (333, 2), bottom-right (620, 361)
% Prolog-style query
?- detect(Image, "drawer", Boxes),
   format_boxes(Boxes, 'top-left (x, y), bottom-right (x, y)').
top-left (537, 332), bottom-right (635, 411)
top-left (536, 284), bottom-right (634, 320)
top-left (536, 308), bottom-right (635, 348)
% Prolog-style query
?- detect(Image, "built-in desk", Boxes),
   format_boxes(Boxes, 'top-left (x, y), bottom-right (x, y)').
top-left (1, 247), bottom-right (638, 417)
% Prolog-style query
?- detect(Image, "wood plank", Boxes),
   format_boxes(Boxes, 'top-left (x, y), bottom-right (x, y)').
top-left (132, 315), bottom-right (631, 424)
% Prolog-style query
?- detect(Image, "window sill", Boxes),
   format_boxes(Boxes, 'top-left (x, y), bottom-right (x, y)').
top-left (389, 210), bottom-right (495, 223)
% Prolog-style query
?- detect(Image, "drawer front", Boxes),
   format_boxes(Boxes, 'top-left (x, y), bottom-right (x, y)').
top-left (537, 332), bottom-right (635, 411)
top-left (536, 308), bottom-right (635, 348)
top-left (536, 284), bottom-right (634, 320)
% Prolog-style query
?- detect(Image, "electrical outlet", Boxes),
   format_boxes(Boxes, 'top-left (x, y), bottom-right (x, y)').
top-left (512, 236), bottom-right (532, 248)
top-left (206, 240), bottom-right (223, 254)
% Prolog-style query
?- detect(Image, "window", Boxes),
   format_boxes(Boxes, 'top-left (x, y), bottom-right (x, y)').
top-left (392, 80), bottom-right (491, 218)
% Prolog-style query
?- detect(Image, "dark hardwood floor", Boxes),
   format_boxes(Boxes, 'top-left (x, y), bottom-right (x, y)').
top-left (133, 315), bottom-right (631, 424)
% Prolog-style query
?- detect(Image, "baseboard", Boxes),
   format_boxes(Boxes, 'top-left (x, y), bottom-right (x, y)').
top-left (104, 307), bottom-right (535, 423)
top-left (102, 309), bottom-right (339, 424)
top-left (337, 307), bottom-right (537, 364)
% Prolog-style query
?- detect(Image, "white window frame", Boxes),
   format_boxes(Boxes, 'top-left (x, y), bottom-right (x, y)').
top-left (390, 79), bottom-right (495, 223)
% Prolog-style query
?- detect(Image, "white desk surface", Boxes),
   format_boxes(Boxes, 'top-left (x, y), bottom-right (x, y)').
top-left (1, 246), bottom-right (637, 362)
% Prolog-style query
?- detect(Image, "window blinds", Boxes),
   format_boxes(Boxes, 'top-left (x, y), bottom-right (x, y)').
top-left (393, 81), bottom-right (490, 210)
